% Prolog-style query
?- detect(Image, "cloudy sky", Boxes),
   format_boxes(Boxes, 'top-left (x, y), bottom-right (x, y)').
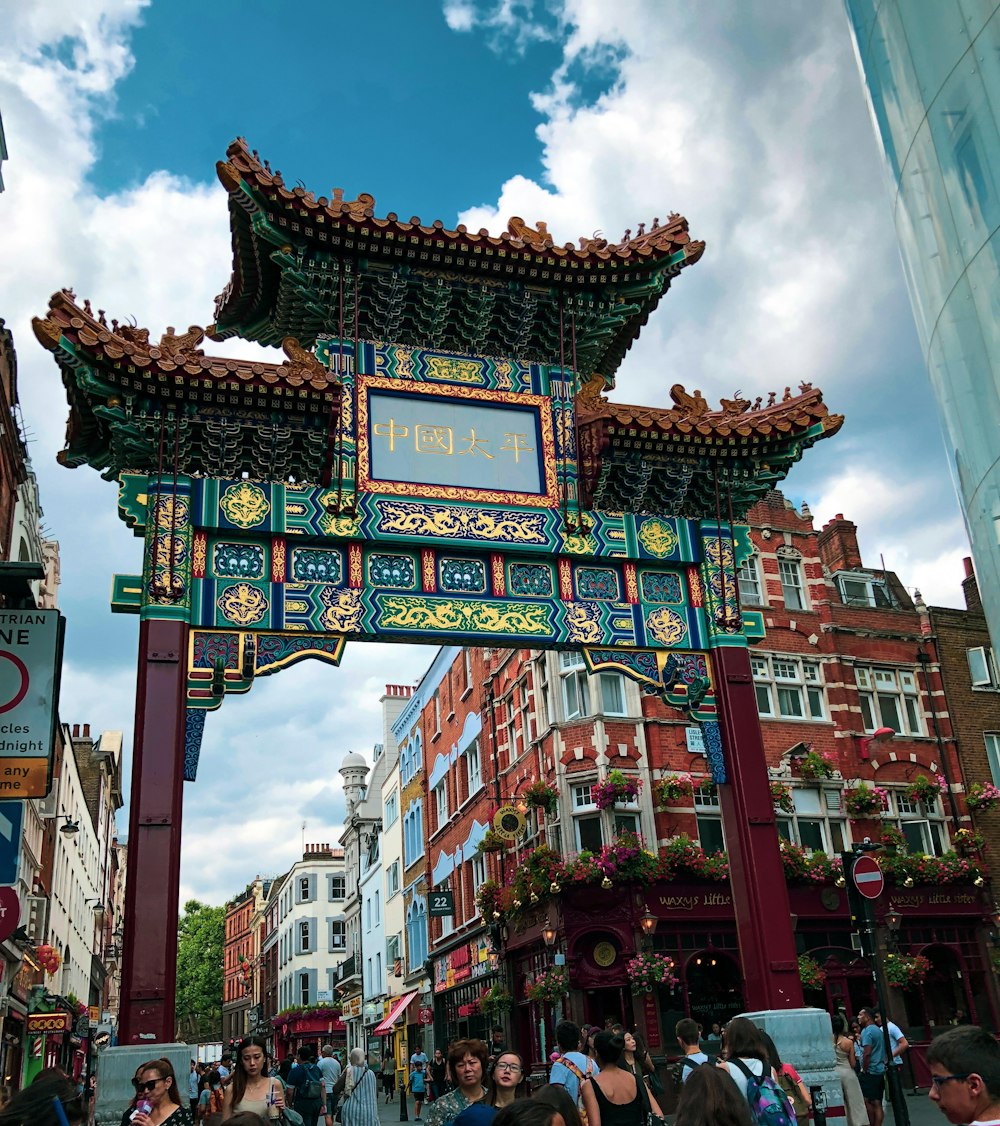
top-left (0, 0), bottom-right (969, 905)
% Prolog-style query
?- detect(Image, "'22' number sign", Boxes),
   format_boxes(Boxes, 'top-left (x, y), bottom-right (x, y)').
top-left (428, 891), bottom-right (454, 917)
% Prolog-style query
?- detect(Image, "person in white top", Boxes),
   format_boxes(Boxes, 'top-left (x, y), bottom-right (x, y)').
top-left (318, 1044), bottom-right (343, 1124)
top-left (716, 1017), bottom-right (770, 1101)
top-left (927, 1025), bottom-right (1000, 1126)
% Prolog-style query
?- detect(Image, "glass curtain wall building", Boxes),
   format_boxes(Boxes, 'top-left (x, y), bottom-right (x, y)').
top-left (845, 2), bottom-right (1000, 646)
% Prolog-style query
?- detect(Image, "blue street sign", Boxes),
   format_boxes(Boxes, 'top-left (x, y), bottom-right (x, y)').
top-left (0, 801), bottom-right (24, 886)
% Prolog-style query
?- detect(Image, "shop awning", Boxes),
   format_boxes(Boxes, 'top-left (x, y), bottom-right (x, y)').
top-left (373, 991), bottom-right (418, 1036)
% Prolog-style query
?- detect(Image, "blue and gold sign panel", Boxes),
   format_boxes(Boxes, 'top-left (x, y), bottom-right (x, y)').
top-left (357, 376), bottom-right (560, 507)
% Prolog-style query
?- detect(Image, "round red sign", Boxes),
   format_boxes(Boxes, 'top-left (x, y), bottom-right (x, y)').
top-left (418, 1007), bottom-right (433, 1025)
top-left (0, 886), bottom-right (21, 943)
top-left (852, 854), bottom-right (884, 900)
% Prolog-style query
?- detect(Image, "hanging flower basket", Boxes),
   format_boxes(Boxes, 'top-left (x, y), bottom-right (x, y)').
top-left (476, 879), bottom-right (504, 920)
top-left (654, 774), bottom-right (695, 806)
top-left (951, 829), bottom-right (985, 856)
top-left (478, 829), bottom-right (507, 853)
top-left (626, 951), bottom-right (678, 992)
top-left (967, 781), bottom-right (1000, 812)
top-left (884, 953), bottom-right (932, 987)
top-left (844, 784), bottom-right (889, 817)
top-left (906, 774), bottom-right (946, 806)
top-left (770, 780), bottom-right (794, 814)
top-left (479, 985), bottom-right (513, 1014)
top-left (593, 770), bottom-right (642, 810)
top-left (798, 955), bottom-right (827, 991)
top-left (524, 781), bottom-right (560, 816)
top-left (880, 825), bottom-right (906, 853)
top-left (525, 966), bottom-right (569, 1004)
top-left (796, 750), bottom-right (836, 780)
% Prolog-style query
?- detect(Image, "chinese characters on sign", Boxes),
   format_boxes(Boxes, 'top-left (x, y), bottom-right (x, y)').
top-left (368, 391), bottom-right (544, 495)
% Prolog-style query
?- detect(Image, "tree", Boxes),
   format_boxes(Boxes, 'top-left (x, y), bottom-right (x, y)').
top-left (175, 899), bottom-right (224, 1042)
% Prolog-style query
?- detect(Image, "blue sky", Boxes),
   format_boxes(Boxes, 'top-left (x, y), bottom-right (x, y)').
top-left (0, 1), bottom-right (968, 904)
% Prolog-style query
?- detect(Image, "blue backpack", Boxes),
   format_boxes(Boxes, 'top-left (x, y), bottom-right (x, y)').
top-left (730, 1059), bottom-right (797, 1126)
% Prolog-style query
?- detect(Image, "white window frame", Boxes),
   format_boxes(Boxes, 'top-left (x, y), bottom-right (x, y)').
top-left (387, 860), bottom-right (400, 899)
top-left (778, 557), bottom-right (806, 611)
top-left (560, 652), bottom-right (590, 720)
top-left (299, 972), bottom-right (310, 1006)
top-left (571, 784), bottom-right (603, 852)
top-left (384, 792), bottom-right (398, 828)
top-left (985, 732), bottom-right (1000, 786)
top-left (299, 876), bottom-right (310, 901)
top-left (738, 555), bottom-right (764, 606)
top-left (330, 874), bottom-right (346, 901)
top-left (838, 573), bottom-right (877, 607)
top-left (597, 671), bottom-right (627, 716)
top-left (775, 787), bottom-right (847, 854)
top-left (472, 853), bottom-right (486, 901)
top-left (331, 920), bottom-right (346, 950)
top-left (434, 782), bottom-right (448, 826)
top-left (752, 655), bottom-right (826, 720)
top-left (856, 666), bottom-right (923, 735)
top-left (465, 739), bottom-right (482, 795)
top-left (299, 920), bottom-right (311, 953)
top-left (967, 646), bottom-right (999, 688)
top-left (885, 789), bottom-right (947, 856)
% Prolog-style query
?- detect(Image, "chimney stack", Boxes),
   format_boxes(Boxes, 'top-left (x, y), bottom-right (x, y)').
top-left (962, 556), bottom-right (983, 614)
top-left (817, 513), bottom-right (863, 574)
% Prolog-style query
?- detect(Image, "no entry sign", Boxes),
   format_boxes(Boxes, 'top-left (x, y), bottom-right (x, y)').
top-left (852, 854), bottom-right (884, 900)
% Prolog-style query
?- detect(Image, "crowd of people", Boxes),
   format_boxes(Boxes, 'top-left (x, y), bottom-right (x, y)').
top-left (3, 1014), bottom-right (998, 1126)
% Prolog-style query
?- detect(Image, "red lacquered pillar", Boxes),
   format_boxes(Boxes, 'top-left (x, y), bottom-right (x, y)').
top-left (712, 645), bottom-right (803, 1012)
top-left (118, 618), bottom-right (189, 1043)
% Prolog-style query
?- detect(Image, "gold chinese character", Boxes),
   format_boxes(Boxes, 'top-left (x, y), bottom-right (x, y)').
top-left (415, 425), bottom-right (454, 455)
top-left (457, 429), bottom-right (494, 459)
top-left (373, 419), bottom-right (409, 451)
top-left (500, 432), bottom-right (535, 463)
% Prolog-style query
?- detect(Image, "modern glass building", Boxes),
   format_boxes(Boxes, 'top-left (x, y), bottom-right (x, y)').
top-left (845, 1), bottom-right (1000, 648)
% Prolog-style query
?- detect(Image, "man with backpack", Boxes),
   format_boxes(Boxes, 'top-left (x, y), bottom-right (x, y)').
top-left (676, 1018), bottom-right (708, 1083)
top-left (550, 1019), bottom-right (600, 1120)
top-left (288, 1045), bottom-right (327, 1126)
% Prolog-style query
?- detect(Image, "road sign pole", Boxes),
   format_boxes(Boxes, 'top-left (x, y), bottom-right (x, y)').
top-left (842, 850), bottom-right (910, 1126)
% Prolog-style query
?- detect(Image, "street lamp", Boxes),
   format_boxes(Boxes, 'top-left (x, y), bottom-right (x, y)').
top-left (639, 905), bottom-right (658, 938)
top-left (55, 818), bottom-right (79, 836)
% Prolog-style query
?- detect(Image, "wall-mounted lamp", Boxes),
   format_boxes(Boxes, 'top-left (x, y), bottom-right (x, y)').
top-left (541, 924), bottom-right (557, 948)
top-left (885, 905), bottom-right (902, 933)
top-left (639, 905), bottom-right (658, 938)
top-left (55, 818), bottom-right (79, 837)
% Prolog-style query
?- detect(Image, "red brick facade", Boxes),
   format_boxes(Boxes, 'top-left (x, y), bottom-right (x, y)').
top-left (417, 492), bottom-right (998, 1073)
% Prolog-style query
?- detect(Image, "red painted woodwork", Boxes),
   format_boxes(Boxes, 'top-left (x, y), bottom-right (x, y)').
top-left (118, 618), bottom-right (189, 1044)
top-left (712, 645), bottom-right (804, 1012)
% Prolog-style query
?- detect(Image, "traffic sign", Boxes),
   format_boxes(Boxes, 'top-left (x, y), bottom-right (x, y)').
top-left (0, 886), bottom-right (20, 943)
top-left (0, 801), bottom-right (24, 886)
top-left (852, 854), bottom-right (884, 900)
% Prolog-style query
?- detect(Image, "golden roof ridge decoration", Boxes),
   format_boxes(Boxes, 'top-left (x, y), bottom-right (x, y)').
top-left (577, 381), bottom-right (844, 440)
top-left (32, 290), bottom-right (340, 395)
top-left (219, 137), bottom-right (705, 268)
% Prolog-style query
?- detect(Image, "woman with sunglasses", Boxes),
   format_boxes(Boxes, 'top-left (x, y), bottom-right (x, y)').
top-left (129, 1058), bottom-right (193, 1125)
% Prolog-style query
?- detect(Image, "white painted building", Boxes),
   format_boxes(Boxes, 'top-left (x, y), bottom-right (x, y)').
top-left (276, 844), bottom-right (348, 1012)
top-left (360, 828), bottom-right (385, 1030)
top-left (380, 753), bottom-right (405, 1018)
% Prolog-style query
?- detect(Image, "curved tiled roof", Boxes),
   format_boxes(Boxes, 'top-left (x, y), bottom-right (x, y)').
top-left (33, 289), bottom-right (341, 396)
top-left (217, 136), bottom-right (706, 270)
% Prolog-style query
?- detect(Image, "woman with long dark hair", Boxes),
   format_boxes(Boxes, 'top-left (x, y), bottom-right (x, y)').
top-left (223, 1037), bottom-right (284, 1121)
top-left (532, 1085), bottom-right (582, 1126)
top-left (674, 1062), bottom-right (753, 1126)
top-left (717, 1017), bottom-right (772, 1103)
top-left (581, 1032), bottom-right (663, 1126)
top-left (0, 1072), bottom-right (84, 1126)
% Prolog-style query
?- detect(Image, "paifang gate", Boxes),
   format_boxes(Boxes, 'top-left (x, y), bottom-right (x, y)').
top-left (34, 138), bottom-right (843, 1043)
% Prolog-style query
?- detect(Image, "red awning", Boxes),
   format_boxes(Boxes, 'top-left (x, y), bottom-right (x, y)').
top-left (373, 991), bottom-right (419, 1036)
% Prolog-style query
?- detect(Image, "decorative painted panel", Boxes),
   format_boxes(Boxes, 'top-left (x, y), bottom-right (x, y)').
top-left (439, 557), bottom-right (487, 594)
top-left (574, 566), bottom-right (620, 602)
top-left (639, 571), bottom-right (683, 604)
top-left (368, 553), bottom-right (417, 589)
top-left (507, 562), bottom-right (554, 598)
top-left (291, 548), bottom-right (343, 584)
top-left (213, 542), bottom-right (265, 579)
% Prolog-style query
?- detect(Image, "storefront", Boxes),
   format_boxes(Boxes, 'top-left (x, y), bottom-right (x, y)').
top-left (432, 935), bottom-right (499, 1048)
top-left (272, 1007), bottom-right (346, 1062)
top-left (503, 880), bottom-right (999, 1076)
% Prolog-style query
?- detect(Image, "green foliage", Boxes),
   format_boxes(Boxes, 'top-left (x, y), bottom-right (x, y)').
top-left (176, 899), bottom-right (225, 1041)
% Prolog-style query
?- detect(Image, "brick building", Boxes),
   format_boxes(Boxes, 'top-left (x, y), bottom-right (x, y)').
top-left (928, 560), bottom-right (1000, 893)
top-left (222, 876), bottom-right (272, 1044)
top-left (415, 492), bottom-right (997, 1083)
